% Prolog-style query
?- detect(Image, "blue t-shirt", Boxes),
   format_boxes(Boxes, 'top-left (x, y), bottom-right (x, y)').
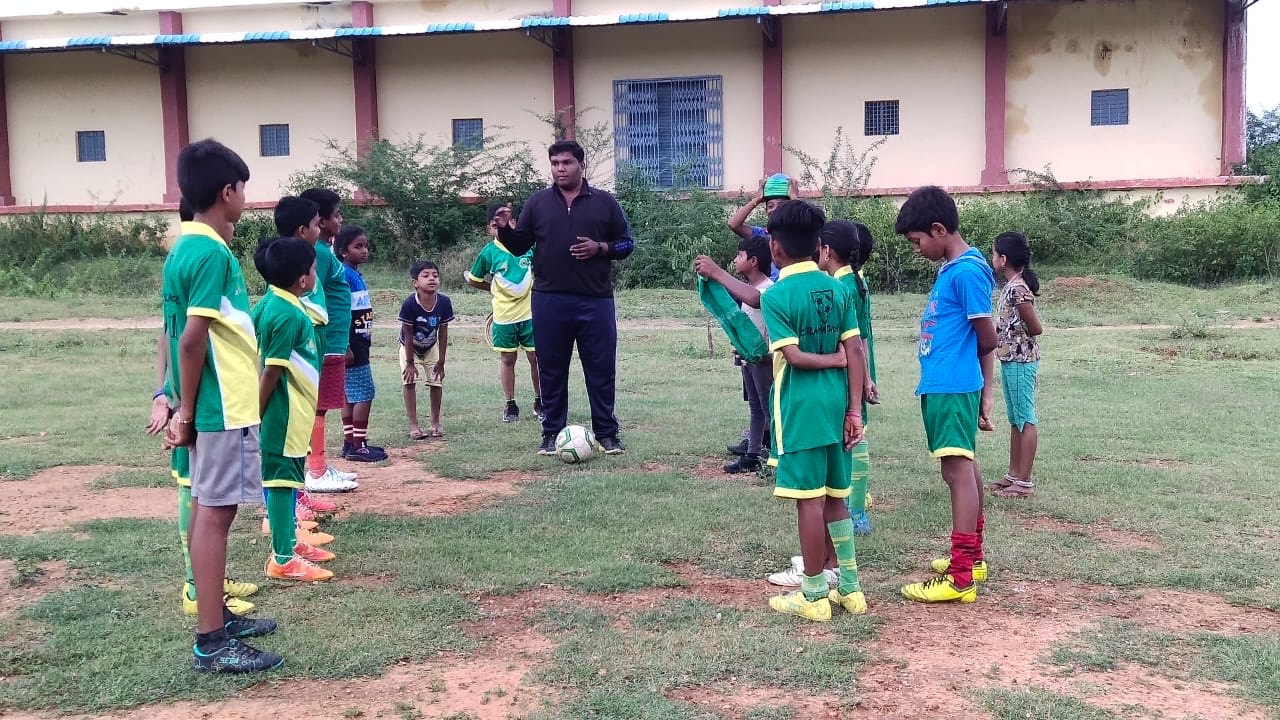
top-left (344, 264), bottom-right (373, 366)
top-left (750, 225), bottom-right (781, 282)
top-left (916, 247), bottom-right (995, 395)
top-left (398, 293), bottom-right (455, 355)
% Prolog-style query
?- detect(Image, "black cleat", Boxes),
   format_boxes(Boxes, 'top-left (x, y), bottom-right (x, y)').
top-left (537, 434), bottom-right (557, 456)
top-left (599, 436), bottom-right (626, 455)
top-left (727, 439), bottom-right (748, 456)
top-left (193, 638), bottom-right (284, 674)
top-left (724, 454), bottom-right (761, 474)
top-left (224, 615), bottom-right (277, 640)
top-left (503, 402), bottom-right (520, 423)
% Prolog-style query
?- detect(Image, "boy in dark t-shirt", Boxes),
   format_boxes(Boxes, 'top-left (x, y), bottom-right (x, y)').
top-left (399, 261), bottom-right (456, 440)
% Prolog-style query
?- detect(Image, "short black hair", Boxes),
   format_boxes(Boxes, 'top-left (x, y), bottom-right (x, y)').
top-left (410, 260), bottom-right (439, 279)
top-left (818, 220), bottom-right (858, 265)
top-left (894, 185), bottom-right (960, 235)
top-left (334, 224), bottom-right (367, 259)
top-left (274, 196), bottom-right (320, 238)
top-left (300, 188), bottom-right (341, 220)
top-left (852, 221), bottom-right (875, 268)
top-left (177, 139), bottom-right (250, 213)
top-left (178, 196), bottom-right (194, 222)
top-left (254, 237), bottom-right (317, 291)
top-left (486, 203), bottom-right (510, 222)
top-left (766, 200), bottom-right (827, 260)
top-left (737, 234), bottom-right (771, 274)
top-left (548, 140), bottom-right (585, 163)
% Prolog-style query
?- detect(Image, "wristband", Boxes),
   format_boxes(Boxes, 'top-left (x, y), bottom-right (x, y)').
top-left (153, 389), bottom-right (166, 401)
top-left (178, 417), bottom-right (195, 425)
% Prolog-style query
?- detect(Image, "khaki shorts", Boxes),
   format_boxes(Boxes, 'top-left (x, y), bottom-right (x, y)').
top-left (400, 343), bottom-right (443, 388)
top-left (190, 426), bottom-right (263, 507)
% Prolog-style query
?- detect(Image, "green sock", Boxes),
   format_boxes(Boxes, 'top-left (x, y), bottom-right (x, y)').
top-left (177, 486), bottom-right (195, 598)
top-left (265, 488), bottom-right (297, 565)
top-left (849, 440), bottom-right (869, 514)
top-left (827, 518), bottom-right (862, 594)
top-left (800, 572), bottom-right (828, 602)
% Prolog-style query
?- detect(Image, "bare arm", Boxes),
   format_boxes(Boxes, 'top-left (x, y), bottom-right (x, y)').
top-left (400, 323), bottom-right (418, 384)
top-left (693, 256), bottom-right (761, 308)
top-left (433, 324), bottom-right (449, 380)
top-left (972, 316), bottom-right (997, 430)
top-left (154, 331), bottom-right (168, 393)
top-left (842, 336), bottom-right (867, 448)
top-left (258, 365), bottom-right (284, 418)
top-left (166, 315), bottom-right (212, 448)
top-left (147, 332), bottom-right (170, 434)
top-left (1017, 302), bottom-right (1043, 337)
top-left (728, 197), bottom-right (763, 241)
top-left (779, 343), bottom-right (847, 371)
top-left (466, 277), bottom-right (490, 293)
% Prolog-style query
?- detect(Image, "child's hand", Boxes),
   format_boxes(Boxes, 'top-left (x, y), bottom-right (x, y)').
top-left (978, 392), bottom-right (995, 431)
top-left (491, 206), bottom-right (513, 228)
top-left (693, 255), bottom-right (721, 279)
top-left (755, 177), bottom-right (767, 201)
top-left (844, 411), bottom-right (864, 449)
top-left (403, 364), bottom-right (418, 384)
top-left (345, 349), bottom-right (355, 367)
top-left (431, 362), bottom-right (445, 382)
top-left (164, 415), bottom-right (195, 449)
top-left (864, 379), bottom-right (880, 405)
top-left (146, 396), bottom-right (170, 435)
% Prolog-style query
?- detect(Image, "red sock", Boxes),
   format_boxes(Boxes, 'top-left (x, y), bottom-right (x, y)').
top-left (974, 514), bottom-right (986, 563)
top-left (949, 532), bottom-right (978, 588)
top-left (307, 416), bottom-right (327, 476)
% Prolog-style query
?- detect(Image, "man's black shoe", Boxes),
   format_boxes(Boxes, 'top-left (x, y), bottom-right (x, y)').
top-left (600, 436), bottom-right (626, 455)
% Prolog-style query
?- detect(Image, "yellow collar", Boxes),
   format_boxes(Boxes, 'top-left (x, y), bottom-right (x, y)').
top-left (833, 266), bottom-right (854, 279)
top-left (268, 285), bottom-right (305, 310)
top-left (777, 260), bottom-right (820, 280)
top-left (179, 221), bottom-right (228, 246)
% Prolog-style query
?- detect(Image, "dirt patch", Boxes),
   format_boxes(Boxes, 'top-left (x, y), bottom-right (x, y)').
top-left (671, 686), bottom-right (841, 720)
top-left (1079, 453), bottom-right (1193, 470)
top-left (1021, 516), bottom-right (1161, 550)
top-left (0, 560), bottom-right (73, 619)
top-left (329, 448), bottom-right (533, 519)
top-left (1046, 277), bottom-right (1115, 290)
top-left (0, 318), bottom-right (161, 331)
top-left (0, 465), bottom-right (173, 534)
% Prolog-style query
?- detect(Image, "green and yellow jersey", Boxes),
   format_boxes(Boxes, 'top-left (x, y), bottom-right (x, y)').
top-left (252, 286), bottom-right (321, 463)
top-left (466, 240), bottom-right (534, 325)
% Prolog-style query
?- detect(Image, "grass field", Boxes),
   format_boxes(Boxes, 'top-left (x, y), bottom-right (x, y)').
top-left (0, 276), bottom-right (1278, 719)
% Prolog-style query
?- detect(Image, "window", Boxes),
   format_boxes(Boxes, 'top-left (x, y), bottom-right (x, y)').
top-left (613, 76), bottom-right (723, 189)
top-left (76, 131), bottom-right (106, 163)
top-left (864, 100), bottom-right (899, 136)
top-left (452, 118), bottom-right (484, 151)
top-left (259, 124), bottom-right (291, 157)
top-left (1090, 89), bottom-right (1129, 126)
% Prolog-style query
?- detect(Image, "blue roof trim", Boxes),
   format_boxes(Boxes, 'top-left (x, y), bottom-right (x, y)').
top-left (0, 1), bottom-right (994, 54)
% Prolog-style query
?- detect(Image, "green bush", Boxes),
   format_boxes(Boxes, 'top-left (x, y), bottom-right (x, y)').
top-left (0, 211), bottom-right (169, 297)
top-left (1133, 199), bottom-right (1280, 284)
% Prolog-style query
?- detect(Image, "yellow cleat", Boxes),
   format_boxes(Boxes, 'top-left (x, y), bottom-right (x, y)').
top-left (223, 577), bottom-right (259, 598)
top-left (865, 492), bottom-right (873, 509)
top-left (901, 574), bottom-right (978, 604)
top-left (768, 590), bottom-right (832, 622)
top-left (928, 558), bottom-right (988, 582)
top-left (829, 588), bottom-right (868, 615)
top-left (182, 584), bottom-right (254, 616)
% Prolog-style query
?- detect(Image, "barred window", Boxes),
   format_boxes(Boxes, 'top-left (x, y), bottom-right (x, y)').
top-left (613, 76), bottom-right (724, 189)
top-left (259, 124), bottom-right (291, 157)
top-left (76, 131), bottom-right (106, 163)
top-left (1090, 89), bottom-right (1129, 126)
top-left (864, 100), bottom-right (900, 136)
top-left (452, 118), bottom-right (484, 151)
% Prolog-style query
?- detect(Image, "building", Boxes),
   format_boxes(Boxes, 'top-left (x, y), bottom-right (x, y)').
top-left (0, 0), bottom-right (1251, 214)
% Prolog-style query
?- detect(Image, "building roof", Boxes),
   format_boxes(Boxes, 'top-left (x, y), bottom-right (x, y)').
top-left (0, 0), bottom-right (995, 54)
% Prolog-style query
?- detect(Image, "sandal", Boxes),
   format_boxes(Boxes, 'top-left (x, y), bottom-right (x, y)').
top-left (409, 429), bottom-right (430, 440)
top-left (986, 474), bottom-right (1018, 491)
top-left (428, 428), bottom-right (446, 438)
top-left (993, 479), bottom-right (1035, 498)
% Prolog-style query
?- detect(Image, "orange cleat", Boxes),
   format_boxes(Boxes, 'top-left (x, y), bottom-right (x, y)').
top-left (295, 503), bottom-right (318, 523)
top-left (293, 541), bottom-right (335, 563)
top-left (266, 556), bottom-right (333, 582)
top-left (297, 490), bottom-right (337, 513)
top-left (296, 526), bottom-right (334, 547)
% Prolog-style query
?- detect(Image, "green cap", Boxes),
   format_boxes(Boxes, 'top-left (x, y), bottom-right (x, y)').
top-left (763, 173), bottom-right (791, 200)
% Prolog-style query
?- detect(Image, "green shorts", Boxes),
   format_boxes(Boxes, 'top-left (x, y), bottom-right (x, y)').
top-left (492, 319), bottom-right (535, 353)
top-left (920, 391), bottom-right (981, 459)
top-left (171, 447), bottom-right (191, 488)
top-left (774, 443), bottom-right (852, 500)
top-left (262, 452), bottom-right (305, 490)
top-left (1001, 360), bottom-right (1039, 430)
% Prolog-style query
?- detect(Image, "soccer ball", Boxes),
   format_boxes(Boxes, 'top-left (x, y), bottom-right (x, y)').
top-left (555, 425), bottom-right (596, 464)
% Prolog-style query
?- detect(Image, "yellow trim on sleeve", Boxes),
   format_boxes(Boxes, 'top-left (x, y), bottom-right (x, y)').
top-left (263, 358), bottom-right (291, 368)
top-left (464, 271), bottom-right (484, 284)
top-left (187, 307), bottom-right (220, 319)
top-left (930, 447), bottom-right (976, 460)
top-left (839, 328), bottom-right (861, 341)
top-left (773, 486), bottom-right (830, 500)
top-left (769, 337), bottom-right (799, 352)
top-left (262, 479), bottom-right (305, 489)
top-left (826, 487), bottom-right (853, 499)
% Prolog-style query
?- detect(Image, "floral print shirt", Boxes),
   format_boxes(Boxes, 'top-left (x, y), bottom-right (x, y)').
top-left (996, 278), bottom-right (1039, 362)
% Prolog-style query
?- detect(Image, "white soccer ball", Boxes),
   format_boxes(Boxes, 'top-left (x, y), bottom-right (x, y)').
top-left (555, 425), bottom-right (596, 464)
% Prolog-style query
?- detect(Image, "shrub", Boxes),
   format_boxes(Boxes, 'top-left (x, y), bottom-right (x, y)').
top-left (1133, 199), bottom-right (1280, 284)
top-left (0, 210), bottom-right (169, 297)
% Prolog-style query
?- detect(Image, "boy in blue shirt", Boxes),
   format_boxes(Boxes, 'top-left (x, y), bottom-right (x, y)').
top-left (895, 186), bottom-right (997, 604)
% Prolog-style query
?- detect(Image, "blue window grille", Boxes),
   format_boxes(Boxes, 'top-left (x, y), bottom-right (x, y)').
top-left (864, 100), bottom-right (899, 136)
top-left (259, 124), bottom-right (291, 157)
top-left (452, 118), bottom-right (484, 151)
top-left (76, 131), bottom-right (106, 163)
top-left (1090, 89), bottom-right (1129, 126)
top-left (613, 76), bottom-right (723, 189)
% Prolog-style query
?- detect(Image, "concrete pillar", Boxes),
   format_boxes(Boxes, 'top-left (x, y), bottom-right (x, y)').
top-left (159, 11), bottom-right (189, 204)
top-left (981, 3), bottom-right (1008, 187)
top-left (1221, 0), bottom-right (1247, 174)
top-left (352, 1), bottom-right (380, 160)
top-left (552, 0), bottom-right (575, 139)
top-left (762, 0), bottom-right (783, 176)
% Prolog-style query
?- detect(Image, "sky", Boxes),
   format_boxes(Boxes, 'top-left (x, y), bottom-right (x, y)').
top-left (0, 0), bottom-right (1277, 110)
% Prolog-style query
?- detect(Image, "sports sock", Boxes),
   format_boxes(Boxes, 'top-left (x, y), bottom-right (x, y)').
top-left (307, 417), bottom-right (327, 476)
top-left (264, 488), bottom-right (296, 565)
top-left (975, 513), bottom-right (986, 563)
top-left (178, 486), bottom-right (195, 596)
top-left (949, 532), bottom-right (979, 588)
top-left (827, 518), bottom-right (862, 594)
top-left (848, 440), bottom-right (869, 514)
top-left (354, 421), bottom-right (369, 449)
top-left (343, 423), bottom-right (355, 445)
top-left (195, 628), bottom-right (228, 654)
top-left (800, 572), bottom-right (828, 602)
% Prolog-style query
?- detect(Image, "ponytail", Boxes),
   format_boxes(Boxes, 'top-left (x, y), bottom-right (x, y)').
top-left (994, 231), bottom-right (1040, 296)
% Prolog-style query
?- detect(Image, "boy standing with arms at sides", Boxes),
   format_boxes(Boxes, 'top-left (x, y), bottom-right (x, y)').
top-left (163, 138), bottom-right (281, 672)
top-left (896, 186), bottom-right (997, 604)
top-left (466, 205), bottom-right (543, 424)
top-left (252, 237), bottom-right (335, 583)
top-left (149, 198), bottom-right (256, 617)
top-left (400, 261), bottom-right (455, 439)
top-left (696, 200), bottom-right (869, 621)
top-left (335, 225), bottom-right (387, 462)
top-left (720, 233), bottom-right (773, 475)
top-left (299, 188), bottom-right (357, 494)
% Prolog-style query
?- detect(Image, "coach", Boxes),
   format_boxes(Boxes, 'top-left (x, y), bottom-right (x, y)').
top-left (494, 140), bottom-right (634, 456)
